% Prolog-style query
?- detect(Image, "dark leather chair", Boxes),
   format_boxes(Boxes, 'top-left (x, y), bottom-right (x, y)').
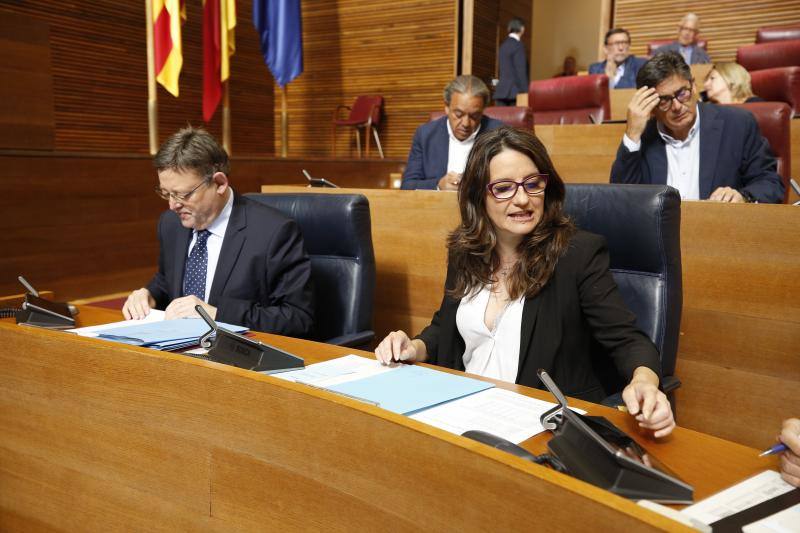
top-left (563, 184), bottom-right (682, 408)
top-left (245, 193), bottom-right (376, 348)
top-left (428, 106), bottom-right (533, 130)
top-left (332, 95), bottom-right (384, 158)
top-left (756, 24), bottom-right (800, 44)
top-left (737, 39), bottom-right (800, 71)
top-left (527, 74), bottom-right (610, 125)
top-left (729, 101), bottom-right (792, 203)
top-left (647, 39), bottom-right (707, 56)
top-left (749, 66), bottom-right (800, 117)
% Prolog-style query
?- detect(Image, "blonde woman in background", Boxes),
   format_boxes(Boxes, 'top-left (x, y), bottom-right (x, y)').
top-left (704, 62), bottom-right (764, 104)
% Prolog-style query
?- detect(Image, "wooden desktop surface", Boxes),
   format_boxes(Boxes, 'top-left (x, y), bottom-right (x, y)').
top-left (0, 305), bottom-right (778, 531)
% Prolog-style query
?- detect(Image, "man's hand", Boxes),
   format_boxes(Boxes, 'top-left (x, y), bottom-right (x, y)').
top-left (122, 288), bottom-right (156, 320)
top-left (164, 295), bottom-right (217, 320)
top-left (708, 187), bottom-right (745, 203)
top-left (779, 418), bottom-right (800, 487)
top-left (437, 171), bottom-right (462, 191)
top-left (626, 86), bottom-right (660, 143)
top-left (605, 60), bottom-right (617, 80)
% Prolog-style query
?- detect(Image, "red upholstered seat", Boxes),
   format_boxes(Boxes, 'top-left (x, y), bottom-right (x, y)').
top-left (736, 39), bottom-right (800, 71)
top-left (749, 66), bottom-right (800, 117)
top-left (527, 74), bottom-right (610, 125)
top-left (647, 39), bottom-right (707, 56)
top-left (728, 101), bottom-right (792, 203)
top-left (332, 95), bottom-right (384, 158)
top-left (756, 24), bottom-right (800, 44)
top-left (427, 107), bottom-right (534, 130)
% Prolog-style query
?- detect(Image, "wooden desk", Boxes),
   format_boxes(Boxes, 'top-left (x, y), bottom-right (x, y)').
top-left (260, 186), bottom-right (800, 451)
top-left (0, 306), bottom-right (777, 530)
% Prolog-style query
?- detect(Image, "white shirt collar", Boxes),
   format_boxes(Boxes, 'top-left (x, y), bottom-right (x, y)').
top-left (657, 105), bottom-right (701, 147)
top-left (204, 187), bottom-right (234, 238)
top-left (509, 33), bottom-right (521, 41)
top-left (446, 119), bottom-right (481, 144)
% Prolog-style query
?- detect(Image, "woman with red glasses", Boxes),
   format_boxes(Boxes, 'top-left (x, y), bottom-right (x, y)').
top-left (375, 126), bottom-right (674, 437)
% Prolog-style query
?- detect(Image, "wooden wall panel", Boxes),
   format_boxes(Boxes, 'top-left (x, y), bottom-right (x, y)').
top-left (281, 0), bottom-right (457, 159)
top-left (1, 1), bottom-right (274, 155)
top-left (614, 1), bottom-right (800, 63)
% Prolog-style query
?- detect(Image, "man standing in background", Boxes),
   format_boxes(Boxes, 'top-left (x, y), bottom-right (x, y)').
top-left (494, 17), bottom-right (528, 106)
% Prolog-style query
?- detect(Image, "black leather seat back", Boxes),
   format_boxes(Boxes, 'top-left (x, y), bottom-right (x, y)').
top-left (246, 193), bottom-right (376, 345)
top-left (563, 184), bottom-right (682, 381)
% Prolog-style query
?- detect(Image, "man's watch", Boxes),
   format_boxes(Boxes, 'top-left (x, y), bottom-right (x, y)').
top-left (740, 190), bottom-right (757, 203)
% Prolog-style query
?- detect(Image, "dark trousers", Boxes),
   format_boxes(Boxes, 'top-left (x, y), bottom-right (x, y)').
top-left (494, 98), bottom-right (516, 107)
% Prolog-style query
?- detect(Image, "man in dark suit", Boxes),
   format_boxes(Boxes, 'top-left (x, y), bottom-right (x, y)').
top-left (494, 17), bottom-right (528, 107)
top-left (656, 13), bottom-right (711, 65)
top-left (122, 127), bottom-right (314, 335)
top-left (589, 28), bottom-right (647, 89)
top-left (611, 52), bottom-right (783, 203)
top-left (401, 75), bottom-right (504, 190)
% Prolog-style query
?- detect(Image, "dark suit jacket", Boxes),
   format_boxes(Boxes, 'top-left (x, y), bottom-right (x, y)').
top-left (416, 231), bottom-right (661, 404)
top-left (588, 55), bottom-right (647, 89)
top-left (494, 36), bottom-right (528, 100)
top-left (610, 103), bottom-right (784, 203)
top-left (400, 116), bottom-right (505, 190)
top-left (657, 42), bottom-right (711, 64)
top-left (146, 193), bottom-right (314, 336)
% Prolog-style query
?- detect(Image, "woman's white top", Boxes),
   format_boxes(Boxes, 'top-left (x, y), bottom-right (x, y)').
top-left (456, 285), bottom-right (525, 383)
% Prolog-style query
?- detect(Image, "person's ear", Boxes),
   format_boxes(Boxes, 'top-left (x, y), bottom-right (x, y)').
top-left (212, 171), bottom-right (229, 194)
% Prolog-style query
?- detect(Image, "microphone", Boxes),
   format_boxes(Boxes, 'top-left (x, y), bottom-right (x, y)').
top-left (17, 275), bottom-right (78, 317)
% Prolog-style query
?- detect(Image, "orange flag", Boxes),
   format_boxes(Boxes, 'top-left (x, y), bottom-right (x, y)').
top-left (153, 0), bottom-right (186, 97)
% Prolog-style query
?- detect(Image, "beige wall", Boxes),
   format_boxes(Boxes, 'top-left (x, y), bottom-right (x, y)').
top-left (530, 0), bottom-right (608, 80)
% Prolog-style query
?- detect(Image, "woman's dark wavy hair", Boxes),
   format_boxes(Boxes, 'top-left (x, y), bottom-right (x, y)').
top-left (447, 126), bottom-right (574, 300)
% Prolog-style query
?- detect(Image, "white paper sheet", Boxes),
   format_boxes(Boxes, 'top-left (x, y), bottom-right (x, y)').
top-left (681, 470), bottom-right (796, 525)
top-left (273, 354), bottom-right (398, 387)
top-left (743, 503), bottom-right (800, 533)
top-left (68, 309), bottom-right (165, 337)
top-left (409, 387), bottom-right (584, 444)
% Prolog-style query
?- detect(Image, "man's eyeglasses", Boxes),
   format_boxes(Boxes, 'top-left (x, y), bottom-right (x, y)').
top-left (606, 40), bottom-right (630, 48)
top-left (486, 174), bottom-right (548, 200)
top-left (155, 179), bottom-right (211, 202)
top-left (656, 85), bottom-right (693, 111)
top-left (679, 26), bottom-right (698, 34)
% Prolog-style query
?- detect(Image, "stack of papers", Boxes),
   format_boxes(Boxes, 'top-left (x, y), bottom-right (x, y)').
top-left (69, 311), bottom-right (247, 351)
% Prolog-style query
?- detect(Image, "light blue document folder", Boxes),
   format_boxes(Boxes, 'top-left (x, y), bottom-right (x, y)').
top-left (327, 365), bottom-right (494, 415)
top-left (95, 318), bottom-right (247, 349)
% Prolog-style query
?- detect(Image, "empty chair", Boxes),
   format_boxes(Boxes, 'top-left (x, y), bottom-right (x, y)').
top-left (756, 24), bottom-right (800, 44)
top-left (428, 106), bottom-right (533, 130)
top-left (737, 39), bottom-right (800, 71)
top-left (563, 184), bottom-right (682, 409)
top-left (749, 66), bottom-right (800, 117)
top-left (648, 39), bottom-right (707, 56)
top-left (729, 101), bottom-right (792, 203)
top-left (527, 74), bottom-right (610, 125)
top-left (332, 95), bottom-right (384, 158)
top-left (245, 193), bottom-right (376, 348)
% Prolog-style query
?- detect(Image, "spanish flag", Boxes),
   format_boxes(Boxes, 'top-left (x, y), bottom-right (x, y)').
top-left (153, 0), bottom-right (186, 97)
top-left (203, 0), bottom-right (237, 122)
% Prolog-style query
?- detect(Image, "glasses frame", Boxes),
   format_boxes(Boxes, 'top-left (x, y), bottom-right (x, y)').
top-left (656, 83), bottom-right (694, 111)
top-left (606, 39), bottom-right (631, 48)
top-left (486, 174), bottom-right (549, 200)
top-left (155, 177), bottom-right (212, 203)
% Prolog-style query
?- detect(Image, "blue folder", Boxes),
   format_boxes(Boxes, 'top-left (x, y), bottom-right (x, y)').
top-left (327, 364), bottom-right (494, 415)
top-left (95, 318), bottom-right (247, 350)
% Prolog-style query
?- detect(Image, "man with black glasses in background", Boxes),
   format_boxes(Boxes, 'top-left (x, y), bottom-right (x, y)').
top-left (589, 28), bottom-right (647, 89)
top-left (610, 52), bottom-right (784, 203)
top-left (122, 127), bottom-right (314, 335)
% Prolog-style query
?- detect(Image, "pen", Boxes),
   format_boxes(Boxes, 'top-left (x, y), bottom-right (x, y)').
top-left (758, 443), bottom-right (788, 457)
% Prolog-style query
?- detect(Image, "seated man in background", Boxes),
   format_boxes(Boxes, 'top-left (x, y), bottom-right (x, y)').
top-left (401, 75), bottom-right (503, 190)
top-left (656, 13), bottom-right (711, 65)
top-left (122, 127), bottom-right (314, 336)
top-left (610, 52), bottom-right (784, 203)
top-left (589, 28), bottom-right (647, 89)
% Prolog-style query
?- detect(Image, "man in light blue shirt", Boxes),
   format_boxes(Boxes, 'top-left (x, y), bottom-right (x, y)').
top-left (656, 13), bottom-right (711, 65)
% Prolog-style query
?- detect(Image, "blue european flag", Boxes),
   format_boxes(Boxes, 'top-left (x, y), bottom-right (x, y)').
top-left (253, 0), bottom-right (303, 87)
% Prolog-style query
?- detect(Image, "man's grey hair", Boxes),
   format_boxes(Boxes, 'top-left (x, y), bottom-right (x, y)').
top-left (681, 13), bottom-right (699, 26)
top-left (154, 126), bottom-right (230, 178)
top-left (443, 75), bottom-right (490, 107)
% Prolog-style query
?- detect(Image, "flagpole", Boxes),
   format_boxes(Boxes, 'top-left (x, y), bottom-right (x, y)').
top-left (280, 85), bottom-right (288, 158)
top-left (222, 79), bottom-right (231, 154)
top-left (145, 0), bottom-right (159, 155)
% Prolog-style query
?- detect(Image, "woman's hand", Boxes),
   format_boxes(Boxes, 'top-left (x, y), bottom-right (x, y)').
top-left (622, 367), bottom-right (675, 438)
top-left (374, 331), bottom-right (425, 365)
